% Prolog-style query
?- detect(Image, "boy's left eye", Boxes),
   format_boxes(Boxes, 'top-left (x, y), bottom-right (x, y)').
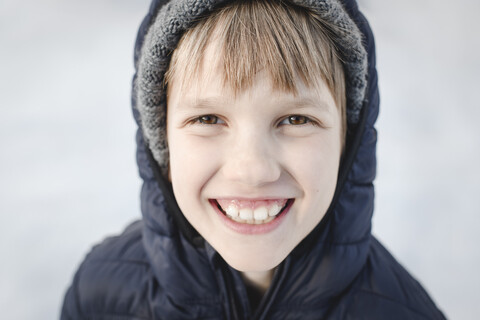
top-left (279, 115), bottom-right (311, 125)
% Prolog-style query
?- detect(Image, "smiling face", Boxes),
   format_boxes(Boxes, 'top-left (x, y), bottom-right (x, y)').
top-left (166, 44), bottom-right (343, 272)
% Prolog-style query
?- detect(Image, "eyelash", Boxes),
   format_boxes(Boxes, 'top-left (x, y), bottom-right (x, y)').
top-left (278, 115), bottom-right (314, 126)
top-left (189, 114), bottom-right (317, 127)
top-left (191, 115), bottom-right (225, 125)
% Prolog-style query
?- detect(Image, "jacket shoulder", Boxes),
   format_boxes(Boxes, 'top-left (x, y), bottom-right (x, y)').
top-left (61, 220), bottom-right (153, 320)
top-left (342, 237), bottom-right (446, 320)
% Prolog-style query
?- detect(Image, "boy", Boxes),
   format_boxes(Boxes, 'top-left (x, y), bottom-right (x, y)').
top-left (62, 0), bottom-right (446, 319)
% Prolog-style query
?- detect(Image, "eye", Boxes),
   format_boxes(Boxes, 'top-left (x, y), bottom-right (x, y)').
top-left (280, 115), bottom-right (311, 126)
top-left (195, 115), bottom-right (224, 125)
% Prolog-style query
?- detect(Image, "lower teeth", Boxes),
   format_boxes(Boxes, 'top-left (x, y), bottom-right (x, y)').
top-left (229, 216), bottom-right (276, 224)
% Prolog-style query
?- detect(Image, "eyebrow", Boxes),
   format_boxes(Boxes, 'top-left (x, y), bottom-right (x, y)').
top-left (179, 96), bottom-right (331, 112)
top-left (273, 96), bottom-right (332, 113)
top-left (182, 97), bottom-right (230, 110)
top-left (287, 97), bottom-right (328, 110)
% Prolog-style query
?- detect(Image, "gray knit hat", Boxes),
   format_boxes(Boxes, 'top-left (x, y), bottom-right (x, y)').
top-left (135, 0), bottom-right (368, 176)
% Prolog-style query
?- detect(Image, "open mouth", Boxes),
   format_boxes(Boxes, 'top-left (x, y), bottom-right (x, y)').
top-left (211, 199), bottom-right (293, 225)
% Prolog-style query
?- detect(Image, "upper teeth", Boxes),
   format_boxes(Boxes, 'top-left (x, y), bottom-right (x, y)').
top-left (219, 200), bottom-right (286, 224)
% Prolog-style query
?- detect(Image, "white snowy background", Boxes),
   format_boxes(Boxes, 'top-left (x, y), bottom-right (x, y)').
top-left (0, 0), bottom-right (478, 318)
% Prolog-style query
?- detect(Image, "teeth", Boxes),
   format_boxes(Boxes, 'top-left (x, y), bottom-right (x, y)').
top-left (268, 203), bottom-right (282, 217)
top-left (217, 199), bottom-right (289, 224)
top-left (225, 205), bottom-right (239, 218)
top-left (253, 207), bottom-right (268, 221)
top-left (239, 208), bottom-right (253, 220)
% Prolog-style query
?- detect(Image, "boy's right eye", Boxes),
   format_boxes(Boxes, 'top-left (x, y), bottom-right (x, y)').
top-left (195, 115), bottom-right (224, 125)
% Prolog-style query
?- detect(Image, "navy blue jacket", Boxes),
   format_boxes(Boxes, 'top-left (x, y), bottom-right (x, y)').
top-left (61, 0), bottom-right (446, 319)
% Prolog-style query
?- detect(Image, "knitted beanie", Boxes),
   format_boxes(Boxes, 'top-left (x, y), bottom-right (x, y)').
top-left (135, 0), bottom-right (368, 176)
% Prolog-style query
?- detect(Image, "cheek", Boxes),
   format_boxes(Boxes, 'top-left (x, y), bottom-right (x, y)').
top-left (283, 134), bottom-right (341, 209)
top-left (284, 133), bottom-right (341, 175)
top-left (168, 133), bottom-right (219, 191)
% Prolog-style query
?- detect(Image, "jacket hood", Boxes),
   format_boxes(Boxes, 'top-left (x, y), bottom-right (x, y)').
top-left (131, 0), bottom-right (379, 318)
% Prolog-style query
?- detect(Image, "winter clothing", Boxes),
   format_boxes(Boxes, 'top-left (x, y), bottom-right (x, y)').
top-left (61, 0), bottom-right (446, 319)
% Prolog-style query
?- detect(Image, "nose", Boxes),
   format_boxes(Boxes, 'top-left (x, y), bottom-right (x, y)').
top-left (221, 129), bottom-right (281, 187)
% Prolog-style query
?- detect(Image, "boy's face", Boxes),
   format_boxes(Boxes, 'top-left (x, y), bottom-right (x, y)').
top-left (167, 46), bottom-right (342, 272)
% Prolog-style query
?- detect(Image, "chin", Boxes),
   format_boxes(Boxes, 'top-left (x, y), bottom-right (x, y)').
top-left (216, 246), bottom-right (286, 272)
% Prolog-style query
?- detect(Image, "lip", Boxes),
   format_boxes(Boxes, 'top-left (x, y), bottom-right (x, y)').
top-left (209, 198), bottom-right (294, 235)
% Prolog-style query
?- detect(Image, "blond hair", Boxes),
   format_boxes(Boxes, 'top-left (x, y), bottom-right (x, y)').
top-left (165, 0), bottom-right (346, 137)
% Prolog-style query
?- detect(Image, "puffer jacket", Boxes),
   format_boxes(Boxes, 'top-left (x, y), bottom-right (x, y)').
top-left (61, 0), bottom-right (446, 319)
